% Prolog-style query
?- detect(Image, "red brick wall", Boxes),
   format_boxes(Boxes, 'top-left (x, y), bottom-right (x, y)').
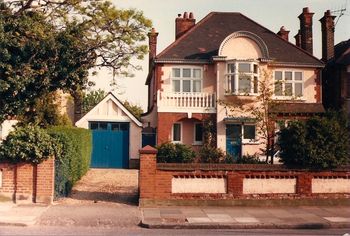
top-left (139, 147), bottom-right (350, 203)
top-left (0, 158), bottom-right (55, 204)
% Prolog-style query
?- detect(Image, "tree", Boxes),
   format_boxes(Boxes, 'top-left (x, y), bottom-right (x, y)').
top-left (0, 1), bottom-right (152, 123)
top-left (81, 89), bottom-right (106, 115)
top-left (123, 100), bottom-right (143, 119)
top-left (278, 111), bottom-right (349, 169)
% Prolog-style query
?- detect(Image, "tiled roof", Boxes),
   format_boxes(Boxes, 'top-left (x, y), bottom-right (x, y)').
top-left (269, 103), bottom-right (325, 114)
top-left (157, 12), bottom-right (323, 67)
top-left (335, 39), bottom-right (350, 65)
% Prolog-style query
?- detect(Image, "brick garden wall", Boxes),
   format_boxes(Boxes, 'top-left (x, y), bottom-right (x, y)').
top-left (0, 158), bottom-right (55, 204)
top-left (139, 146), bottom-right (350, 206)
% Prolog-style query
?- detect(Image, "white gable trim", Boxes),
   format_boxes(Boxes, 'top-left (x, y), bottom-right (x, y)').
top-left (75, 92), bottom-right (142, 127)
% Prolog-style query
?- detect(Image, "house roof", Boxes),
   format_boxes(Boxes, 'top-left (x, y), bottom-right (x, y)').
top-left (269, 103), bottom-right (325, 114)
top-left (75, 92), bottom-right (142, 127)
top-left (157, 12), bottom-right (323, 67)
top-left (335, 39), bottom-right (350, 65)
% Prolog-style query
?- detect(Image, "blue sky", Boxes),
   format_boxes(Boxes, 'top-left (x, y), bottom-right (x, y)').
top-left (91, 0), bottom-right (350, 109)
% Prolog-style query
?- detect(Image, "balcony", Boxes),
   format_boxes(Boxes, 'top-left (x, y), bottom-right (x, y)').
top-left (157, 91), bottom-right (216, 113)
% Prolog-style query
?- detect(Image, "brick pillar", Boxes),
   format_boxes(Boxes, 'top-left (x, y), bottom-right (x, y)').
top-left (227, 172), bottom-right (243, 196)
top-left (297, 174), bottom-right (312, 195)
top-left (139, 146), bottom-right (157, 200)
top-left (320, 10), bottom-right (336, 62)
top-left (15, 163), bottom-right (34, 202)
top-left (35, 158), bottom-right (55, 204)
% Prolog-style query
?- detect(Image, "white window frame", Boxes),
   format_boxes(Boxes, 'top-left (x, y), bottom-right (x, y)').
top-left (172, 122), bottom-right (182, 143)
top-left (225, 61), bottom-right (259, 95)
top-left (193, 122), bottom-right (204, 145)
top-left (273, 70), bottom-right (304, 99)
top-left (171, 67), bottom-right (203, 93)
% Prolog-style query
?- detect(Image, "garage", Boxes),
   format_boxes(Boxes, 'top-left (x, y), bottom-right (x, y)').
top-left (75, 92), bottom-right (142, 169)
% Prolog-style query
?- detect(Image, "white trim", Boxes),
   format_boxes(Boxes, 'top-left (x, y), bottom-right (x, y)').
top-left (172, 122), bottom-right (182, 143)
top-left (75, 92), bottom-right (142, 127)
top-left (170, 66), bottom-right (203, 93)
top-left (273, 70), bottom-right (304, 99)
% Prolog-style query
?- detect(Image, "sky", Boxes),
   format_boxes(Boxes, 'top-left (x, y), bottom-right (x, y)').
top-left (91, 0), bottom-right (350, 110)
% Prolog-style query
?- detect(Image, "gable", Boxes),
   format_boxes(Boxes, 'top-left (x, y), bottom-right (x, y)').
top-left (157, 12), bottom-right (323, 67)
top-left (75, 93), bottom-right (142, 127)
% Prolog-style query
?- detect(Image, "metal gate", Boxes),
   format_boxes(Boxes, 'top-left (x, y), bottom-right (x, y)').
top-left (90, 122), bottom-right (129, 168)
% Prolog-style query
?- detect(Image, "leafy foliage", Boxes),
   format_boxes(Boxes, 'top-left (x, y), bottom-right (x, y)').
top-left (278, 112), bottom-right (349, 169)
top-left (198, 145), bottom-right (232, 163)
top-left (236, 154), bottom-right (265, 164)
top-left (123, 100), bottom-right (143, 119)
top-left (81, 89), bottom-right (106, 115)
top-left (48, 126), bottom-right (92, 198)
top-left (157, 142), bottom-right (196, 163)
top-left (0, 125), bottom-right (57, 164)
top-left (0, 1), bottom-right (152, 123)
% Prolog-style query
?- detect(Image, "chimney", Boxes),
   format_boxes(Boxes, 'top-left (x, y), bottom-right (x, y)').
top-left (298, 7), bottom-right (314, 54)
top-left (277, 26), bottom-right (290, 41)
top-left (175, 12), bottom-right (196, 40)
top-left (294, 30), bottom-right (301, 47)
top-left (320, 10), bottom-right (336, 62)
top-left (148, 28), bottom-right (158, 71)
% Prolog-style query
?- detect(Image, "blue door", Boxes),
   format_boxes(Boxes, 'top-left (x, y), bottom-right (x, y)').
top-left (226, 124), bottom-right (242, 160)
top-left (90, 122), bottom-right (129, 168)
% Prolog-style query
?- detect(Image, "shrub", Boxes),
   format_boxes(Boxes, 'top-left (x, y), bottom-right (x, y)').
top-left (157, 142), bottom-right (195, 163)
top-left (278, 112), bottom-right (349, 169)
top-left (0, 125), bottom-right (57, 164)
top-left (48, 126), bottom-right (92, 198)
top-left (198, 145), bottom-right (232, 163)
top-left (236, 154), bottom-right (265, 164)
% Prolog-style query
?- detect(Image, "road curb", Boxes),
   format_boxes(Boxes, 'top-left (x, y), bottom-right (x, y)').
top-left (140, 220), bottom-right (350, 230)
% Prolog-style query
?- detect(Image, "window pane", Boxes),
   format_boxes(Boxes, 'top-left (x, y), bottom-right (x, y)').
top-left (228, 64), bottom-right (235, 73)
top-left (285, 71), bottom-right (292, 80)
top-left (90, 122), bottom-right (98, 130)
top-left (253, 76), bottom-right (258, 93)
top-left (173, 123), bottom-right (181, 141)
top-left (253, 64), bottom-right (258, 74)
top-left (193, 69), bottom-right (201, 78)
top-left (244, 125), bottom-right (255, 139)
top-left (172, 68), bottom-right (180, 77)
top-left (275, 82), bottom-right (283, 96)
top-left (238, 76), bottom-right (251, 93)
top-left (172, 80), bottom-right (180, 92)
top-left (195, 123), bottom-right (203, 142)
top-left (182, 68), bottom-right (191, 78)
top-left (230, 75), bottom-right (235, 93)
top-left (111, 123), bottom-right (120, 131)
top-left (238, 63), bottom-right (250, 73)
top-left (295, 72), bottom-right (302, 81)
top-left (193, 80), bottom-right (201, 92)
top-left (183, 80), bottom-right (191, 92)
top-left (285, 83), bottom-right (293, 96)
top-left (99, 122), bottom-right (108, 130)
top-left (295, 83), bottom-right (303, 97)
top-left (275, 71), bottom-right (282, 80)
top-left (119, 123), bottom-right (129, 131)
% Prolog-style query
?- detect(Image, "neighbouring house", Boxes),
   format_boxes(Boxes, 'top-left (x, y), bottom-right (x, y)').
top-left (0, 119), bottom-right (18, 142)
top-left (320, 10), bottom-right (350, 119)
top-left (142, 8), bottom-right (325, 159)
top-left (75, 92), bottom-right (142, 169)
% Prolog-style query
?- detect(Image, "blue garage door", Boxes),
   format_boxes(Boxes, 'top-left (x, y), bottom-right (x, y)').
top-left (90, 122), bottom-right (129, 168)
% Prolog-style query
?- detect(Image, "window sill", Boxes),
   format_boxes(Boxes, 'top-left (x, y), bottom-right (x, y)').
top-left (224, 93), bottom-right (258, 97)
top-left (272, 96), bottom-right (306, 101)
top-left (242, 140), bottom-right (260, 145)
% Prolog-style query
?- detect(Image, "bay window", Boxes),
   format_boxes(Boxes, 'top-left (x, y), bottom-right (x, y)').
top-left (274, 71), bottom-right (303, 97)
top-left (171, 67), bottom-right (202, 93)
top-left (226, 61), bottom-right (259, 95)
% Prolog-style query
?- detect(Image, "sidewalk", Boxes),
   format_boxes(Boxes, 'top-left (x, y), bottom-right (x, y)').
top-left (0, 202), bottom-right (50, 226)
top-left (141, 206), bottom-right (350, 229)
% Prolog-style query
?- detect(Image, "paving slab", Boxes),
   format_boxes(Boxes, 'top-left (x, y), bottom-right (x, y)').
top-left (207, 214), bottom-right (234, 223)
top-left (0, 203), bottom-right (49, 226)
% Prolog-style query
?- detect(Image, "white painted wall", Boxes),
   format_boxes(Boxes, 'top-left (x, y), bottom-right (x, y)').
top-left (243, 178), bottom-right (296, 194)
top-left (0, 120), bottom-right (18, 141)
top-left (172, 177), bottom-right (227, 193)
top-left (312, 178), bottom-right (350, 193)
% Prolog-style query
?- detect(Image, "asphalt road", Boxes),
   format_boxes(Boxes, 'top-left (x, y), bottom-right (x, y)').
top-left (0, 226), bottom-right (349, 236)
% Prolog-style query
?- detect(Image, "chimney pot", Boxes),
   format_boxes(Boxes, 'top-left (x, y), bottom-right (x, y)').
top-left (277, 26), bottom-right (290, 41)
top-left (177, 13), bottom-right (181, 17)
top-left (303, 7), bottom-right (309, 13)
top-left (183, 12), bottom-right (188, 18)
top-left (189, 12), bottom-right (194, 19)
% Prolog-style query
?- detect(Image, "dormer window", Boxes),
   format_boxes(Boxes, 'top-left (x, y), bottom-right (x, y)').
top-left (225, 61), bottom-right (259, 95)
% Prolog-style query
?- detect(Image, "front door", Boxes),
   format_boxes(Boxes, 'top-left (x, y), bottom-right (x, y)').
top-left (226, 124), bottom-right (242, 160)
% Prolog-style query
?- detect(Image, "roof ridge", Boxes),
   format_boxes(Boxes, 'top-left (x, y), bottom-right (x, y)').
top-left (157, 12), bottom-right (216, 58)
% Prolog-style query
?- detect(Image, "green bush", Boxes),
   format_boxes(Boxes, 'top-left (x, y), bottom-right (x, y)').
top-left (198, 145), bottom-right (232, 163)
top-left (236, 154), bottom-right (265, 164)
top-left (278, 112), bottom-right (349, 169)
top-left (157, 142), bottom-right (195, 163)
top-left (48, 126), bottom-right (92, 198)
top-left (0, 125), bottom-right (57, 164)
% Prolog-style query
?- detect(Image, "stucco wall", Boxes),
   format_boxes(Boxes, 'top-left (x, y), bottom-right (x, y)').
top-left (312, 178), bottom-right (350, 193)
top-left (172, 177), bottom-right (227, 193)
top-left (243, 178), bottom-right (296, 194)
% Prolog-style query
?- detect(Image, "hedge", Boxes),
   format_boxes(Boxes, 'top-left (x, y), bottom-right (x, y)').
top-left (48, 126), bottom-right (92, 199)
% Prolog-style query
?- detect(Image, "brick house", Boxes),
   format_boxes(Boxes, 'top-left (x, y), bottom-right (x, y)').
top-left (142, 9), bottom-right (324, 159)
top-left (320, 10), bottom-right (350, 119)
